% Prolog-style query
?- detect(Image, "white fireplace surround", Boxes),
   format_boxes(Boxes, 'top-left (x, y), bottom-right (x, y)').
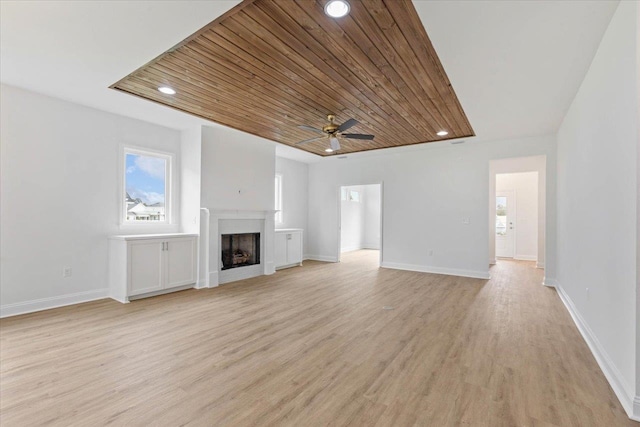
top-left (201, 209), bottom-right (276, 287)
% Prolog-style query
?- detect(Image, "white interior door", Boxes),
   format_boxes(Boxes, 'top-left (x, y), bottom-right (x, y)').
top-left (496, 191), bottom-right (515, 258)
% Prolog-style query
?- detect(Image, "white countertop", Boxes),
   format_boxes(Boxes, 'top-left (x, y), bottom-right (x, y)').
top-left (109, 233), bottom-right (198, 241)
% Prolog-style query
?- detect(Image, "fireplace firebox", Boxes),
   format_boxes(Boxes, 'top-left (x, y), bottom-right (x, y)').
top-left (221, 233), bottom-right (260, 270)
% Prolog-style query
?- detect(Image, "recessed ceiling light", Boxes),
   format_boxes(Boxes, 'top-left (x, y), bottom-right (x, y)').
top-left (437, 130), bottom-right (448, 136)
top-left (324, 0), bottom-right (350, 18)
top-left (158, 86), bottom-right (176, 95)
top-left (325, 148), bottom-right (334, 153)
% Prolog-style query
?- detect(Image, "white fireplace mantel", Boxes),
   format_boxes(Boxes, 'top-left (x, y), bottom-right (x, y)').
top-left (203, 209), bottom-right (277, 287)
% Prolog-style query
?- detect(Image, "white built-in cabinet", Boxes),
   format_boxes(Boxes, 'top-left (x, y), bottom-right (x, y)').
top-left (275, 229), bottom-right (303, 270)
top-left (108, 233), bottom-right (197, 303)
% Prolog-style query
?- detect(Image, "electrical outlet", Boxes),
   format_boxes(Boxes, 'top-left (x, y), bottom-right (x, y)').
top-left (462, 217), bottom-right (470, 225)
top-left (62, 267), bottom-right (72, 278)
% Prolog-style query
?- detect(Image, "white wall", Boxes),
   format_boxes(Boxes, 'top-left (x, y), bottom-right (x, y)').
top-left (0, 84), bottom-right (182, 315)
top-left (556, 1), bottom-right (638, 418)
top-left (496, 172), bottom-right (538, 261)
top-left (200, 125), bottom-right (275, 211)
top-left (363, 184), bottom-right (381, 250)
top-left (275, 156), bottom-right (308, 255)
top-left (307, 135), bottom-right (556, 278)
top-left (340, 185), bottom-right (365, 252)
top-left (637, 7), bottom-right (640, 409)
top-left (180, 126), bottom-right (201, 234)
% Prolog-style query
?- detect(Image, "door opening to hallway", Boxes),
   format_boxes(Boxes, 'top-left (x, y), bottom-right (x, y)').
top-left (495, 172), bottom-right (539, 261)
top-left (337, 183), bottom-right (382, 266)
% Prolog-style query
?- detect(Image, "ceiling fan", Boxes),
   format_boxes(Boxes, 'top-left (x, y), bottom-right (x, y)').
top-left (296, 114), bottom-right (374, 152)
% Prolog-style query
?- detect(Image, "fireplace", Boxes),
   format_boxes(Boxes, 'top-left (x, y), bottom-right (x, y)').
top-left (204, 210), bottom-right (276, 287)
top-left (221, 233), bottom-right (260, 270)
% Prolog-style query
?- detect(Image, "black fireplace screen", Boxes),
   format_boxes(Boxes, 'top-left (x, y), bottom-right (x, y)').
top-left (221, 233), bottom-right (260, 270)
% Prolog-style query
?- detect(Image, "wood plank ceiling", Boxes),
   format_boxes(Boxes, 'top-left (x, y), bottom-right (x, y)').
top-left (111, 0), bottom-right (474, 156)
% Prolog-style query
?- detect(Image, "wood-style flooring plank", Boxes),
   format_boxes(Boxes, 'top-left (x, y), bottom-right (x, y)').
top-left (0, 251), bottom-right (634, 426)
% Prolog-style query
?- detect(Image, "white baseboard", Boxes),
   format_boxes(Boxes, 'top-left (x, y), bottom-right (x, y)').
top-left (555, 284), bottom-right (637, 420)
top-left (514, 254), bottom-right (537, 261)
top-left (362, 243), bottom-right (381, 250)
top-left (489, 258), bottom-right (497, 265)
top-left (304, 254), bottom-right (339, 263)
top-left (633, 396), bottom-right (640, 422)
top-left (381, 262), bottom-right (490, 280)
top-left (542, 277), bottom-right (557, 287)
top-left (536, 262), bottom-right (545, 269)
top-left (340, 245), bottom-right (363, 253)
top-left (0, 288), bottom-right (109, 318)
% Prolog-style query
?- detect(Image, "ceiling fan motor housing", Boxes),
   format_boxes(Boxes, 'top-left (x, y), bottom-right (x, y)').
top-left (323, 114), bottom-right (339, 134)
top-left (322, 124), bottom-right (339, 134)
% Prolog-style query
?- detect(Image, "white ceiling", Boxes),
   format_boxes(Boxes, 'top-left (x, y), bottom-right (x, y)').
top-left (1, 0), bottom-right (618, 162)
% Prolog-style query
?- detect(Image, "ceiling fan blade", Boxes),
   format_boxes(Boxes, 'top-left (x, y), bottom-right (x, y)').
top-left (337, 118), bottom-right (359, 132)
top-left (330, 137), bottom-right (341, 151)
top-left (298, 125), bottom-right (324, 134)
top-left (342, 133), bottom-right (375, 140)
top-left (296, 136), bottom-right (325, 145)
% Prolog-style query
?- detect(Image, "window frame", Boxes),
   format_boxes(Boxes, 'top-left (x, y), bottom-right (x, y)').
top-left (121, 146), bottom-right (173, 226)
top-left (275, 173), bottom-right (283, 224)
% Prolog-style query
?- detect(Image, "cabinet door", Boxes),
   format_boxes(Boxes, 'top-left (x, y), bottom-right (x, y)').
top-left (165, 237), bottom-right (197, 288)
top-left (275, 232), bottom-right (288, 268)
top-left (128, 240), bottom-right (164, 295)
top-left (286, 232), bottom-right (303, 264)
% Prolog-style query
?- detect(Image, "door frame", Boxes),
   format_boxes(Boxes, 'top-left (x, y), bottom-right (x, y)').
top-left (336, 182), bottom-right (384, 266)
top-left (489, 156), bottom-right (546, 269)
top-left (495, 189), bottom-right (517, 258)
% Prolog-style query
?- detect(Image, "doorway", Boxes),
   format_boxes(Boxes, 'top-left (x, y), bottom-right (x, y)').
top-left (337, 183), bottom-right (382, 266)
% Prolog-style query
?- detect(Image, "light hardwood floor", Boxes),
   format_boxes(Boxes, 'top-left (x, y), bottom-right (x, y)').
top-left (0, 250), bottom-right (634, 426)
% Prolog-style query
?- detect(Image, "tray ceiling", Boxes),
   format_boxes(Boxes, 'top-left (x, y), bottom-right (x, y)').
top-left (111, 0), bottom-right (474, 156)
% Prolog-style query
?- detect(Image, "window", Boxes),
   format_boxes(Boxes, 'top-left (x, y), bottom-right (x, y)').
top-left (275, 173), bottom-right (283, 224)
top-left (496, 196), bottom-right (507, 235)
top-left (123, 147), bottom-right (171, 223)
top-left (341, 187), bottom-right (360, 202)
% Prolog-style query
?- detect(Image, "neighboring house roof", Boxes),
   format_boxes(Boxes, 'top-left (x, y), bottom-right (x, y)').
top-left (128, 202), bottom-right (165, 215)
